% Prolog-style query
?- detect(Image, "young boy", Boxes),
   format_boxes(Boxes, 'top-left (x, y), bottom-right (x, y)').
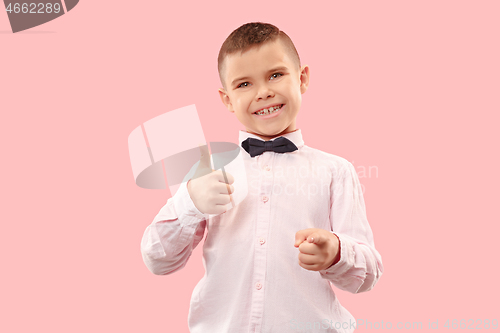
top-left (141, 22), bottom-right (383, 332)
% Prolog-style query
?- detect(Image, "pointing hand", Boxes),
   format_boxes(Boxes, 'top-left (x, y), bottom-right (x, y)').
top-left (294, 228), bottom-right (340, 271)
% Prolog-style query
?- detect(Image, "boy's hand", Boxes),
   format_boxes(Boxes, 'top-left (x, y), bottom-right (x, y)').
top-left (294, 228), bottom-right (341, 271)
top-left (187, 144), bottom-right (235, 215)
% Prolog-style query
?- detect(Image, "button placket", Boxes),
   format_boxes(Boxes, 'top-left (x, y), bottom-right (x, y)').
top-left (249, 153), bottom-right (273, 331)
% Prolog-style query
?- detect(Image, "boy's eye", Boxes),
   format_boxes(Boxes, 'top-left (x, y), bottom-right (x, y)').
top-left (270, 73), bottom-right (283, 80)
top-left (237, 82), bottom-right (250, 88)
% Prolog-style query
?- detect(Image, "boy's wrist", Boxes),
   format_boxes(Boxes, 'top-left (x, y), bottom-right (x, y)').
top-left (327, 233), bottom-right (341, 269)
top-left (174, 180), bottom-right (206, 223)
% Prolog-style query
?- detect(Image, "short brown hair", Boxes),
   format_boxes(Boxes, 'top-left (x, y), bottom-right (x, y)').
top-left (218, 22), bottom-right (301, 89)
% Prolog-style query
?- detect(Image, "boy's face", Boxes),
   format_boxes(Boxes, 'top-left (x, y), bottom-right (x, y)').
top-left (219, 40), bottom-right (310, 141)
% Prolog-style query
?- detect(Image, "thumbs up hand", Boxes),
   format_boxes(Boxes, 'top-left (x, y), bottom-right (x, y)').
top-left (187, 144), bottom-right (235, 215)
top-left (294, 228), bottom-right (341, 271)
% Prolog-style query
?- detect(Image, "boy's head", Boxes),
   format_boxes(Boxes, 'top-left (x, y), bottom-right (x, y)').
top-left (218, 22), bottom-right (310, 141)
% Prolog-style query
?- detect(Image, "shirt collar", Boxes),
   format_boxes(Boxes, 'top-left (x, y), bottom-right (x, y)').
top-left (238, 129), bottom-right (305, 150)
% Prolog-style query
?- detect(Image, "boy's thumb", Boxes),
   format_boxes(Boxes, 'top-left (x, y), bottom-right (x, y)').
top-left (193, 143), bottom-right (213, 179)
top-left (294, 230), bottom-right (308, 247)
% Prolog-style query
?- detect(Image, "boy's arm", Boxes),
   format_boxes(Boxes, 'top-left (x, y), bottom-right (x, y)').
top-left (141, 179), bottom-right (207, 275)
top-left (318, 161), bottom-right (384, 293)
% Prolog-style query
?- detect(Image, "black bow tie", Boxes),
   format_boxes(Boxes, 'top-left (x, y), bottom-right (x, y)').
top-left (241, 137), bottom-right (298, 157)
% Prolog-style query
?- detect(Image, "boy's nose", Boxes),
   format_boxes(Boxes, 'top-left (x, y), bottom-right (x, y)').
top-left (255, 85), bottom-right (275, 100)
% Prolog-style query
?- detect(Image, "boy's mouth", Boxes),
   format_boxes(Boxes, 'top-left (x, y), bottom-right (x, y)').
top-left (253, 104), bottom-right (284, 116)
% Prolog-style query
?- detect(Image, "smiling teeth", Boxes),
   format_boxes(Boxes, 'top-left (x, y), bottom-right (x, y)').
top-left (255, 105), bottom-right (282, 115)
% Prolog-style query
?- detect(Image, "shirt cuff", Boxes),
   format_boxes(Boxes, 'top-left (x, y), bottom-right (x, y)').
top-left (319, 232), bottom-right (355, 277)
top-left (172, 180), bottom-right (207, 226)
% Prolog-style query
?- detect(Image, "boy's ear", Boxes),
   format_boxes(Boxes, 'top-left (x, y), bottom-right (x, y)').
top-left (299, 65), bottom-right (310, 94)
top-left (218, 88), bottom-right (234, 113)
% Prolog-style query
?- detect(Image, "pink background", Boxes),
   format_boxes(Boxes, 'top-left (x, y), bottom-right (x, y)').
top-left (1, 1), bottom-right (499, 332)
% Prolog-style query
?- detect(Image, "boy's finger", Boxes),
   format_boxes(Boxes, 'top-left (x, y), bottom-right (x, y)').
top-left (307, 233), bottom-right (321, 244)
top-left (215, 170), bottom-right (235, 185)
top-left (225, 171), bottom-right (235, 185)
top-left (294, 228), bottom-right (320, 247)
top-left (294, 229), bottom-right (311, 247)
top-left (218, 182), bottom-right (235, 195)
top-left (298, 242), bottom-right (318, 255)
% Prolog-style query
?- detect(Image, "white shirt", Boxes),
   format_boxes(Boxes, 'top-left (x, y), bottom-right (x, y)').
top-left (141, 129), bottom-right (383, 333)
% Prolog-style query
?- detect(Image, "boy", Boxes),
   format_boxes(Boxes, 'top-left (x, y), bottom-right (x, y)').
top-left (141, 22), bottom-right (383, 332)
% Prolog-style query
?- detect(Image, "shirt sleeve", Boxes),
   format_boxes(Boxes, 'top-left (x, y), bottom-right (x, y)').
top-left (318, 160), bottom-right (384, 293)
top-left (140, 179), bottom-right (207, 275)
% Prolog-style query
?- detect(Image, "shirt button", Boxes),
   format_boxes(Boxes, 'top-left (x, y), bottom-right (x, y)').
top-left (262, 196), bottom-right (268, 203)
top-left (259, 237), bottom-right (266, 245)
top-left (256, 282), bottom-right (262, 290)
top-left (264, 165), bottom-right (271, 171)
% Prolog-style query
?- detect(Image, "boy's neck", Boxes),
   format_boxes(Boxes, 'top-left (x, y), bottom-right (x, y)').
top-left (246, 129), bottom-right (299, 141)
